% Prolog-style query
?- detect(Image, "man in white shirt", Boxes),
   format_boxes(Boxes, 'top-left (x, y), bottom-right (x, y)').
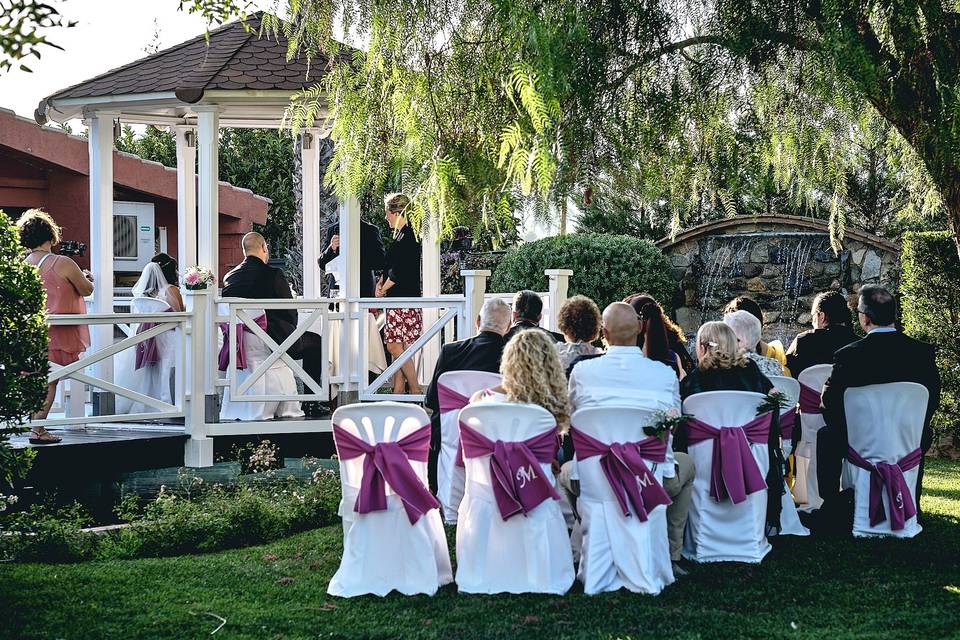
top-left (564, 302), bottom-right (695, 575)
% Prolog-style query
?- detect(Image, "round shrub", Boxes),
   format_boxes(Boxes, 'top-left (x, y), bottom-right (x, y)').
top-left (490, 233), bottom-right (677, 311)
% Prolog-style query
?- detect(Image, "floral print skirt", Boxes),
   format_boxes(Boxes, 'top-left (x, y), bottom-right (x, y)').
top-left (384, 308), bottom-right (423, 343)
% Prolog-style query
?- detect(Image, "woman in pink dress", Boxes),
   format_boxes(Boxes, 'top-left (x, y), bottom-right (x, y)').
top-left (18, 209), bottom-right (94, 444)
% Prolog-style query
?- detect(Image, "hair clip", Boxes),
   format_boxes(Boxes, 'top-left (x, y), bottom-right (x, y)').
top-left (707, 341), bottom-right (719, 348)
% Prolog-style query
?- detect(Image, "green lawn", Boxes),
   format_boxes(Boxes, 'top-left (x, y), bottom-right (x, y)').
top-left (3, 460), bottom-right (960, 640)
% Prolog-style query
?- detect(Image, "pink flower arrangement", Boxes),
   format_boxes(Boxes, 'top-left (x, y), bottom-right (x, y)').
top-left (183, 266), bottom-right (215, 290)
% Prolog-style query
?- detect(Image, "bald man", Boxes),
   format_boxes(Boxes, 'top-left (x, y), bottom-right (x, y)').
top-left (222, 232), bottom-right (326, 415)
top-left (564, 301), bottom-right (695, 575)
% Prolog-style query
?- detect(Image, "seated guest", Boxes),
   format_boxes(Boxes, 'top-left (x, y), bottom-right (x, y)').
top-left (503, 290), bottom-right (563, 343)
top-left (626, 294), bottom-right (687, 378)
top-left (724, 310), bottom-right (784, 378)
top-left (679, 321), bottom-right (773, 401)
top-left (470, 328), bottom-right (571, 431)
top-left (817, 285), bottom-right (941, 518)
top-left (424, 298), bottom-right (512, 487)
top-left (555, 295), bottom-right (602, 371)
top-left (566, 302), bottom-right (694, 575)
top-left (724, 295), bottom-right (789, 374)
top-left (785, 290), bottom-right (858, 377)
top-left (222, 232), bottom-right (325, 415)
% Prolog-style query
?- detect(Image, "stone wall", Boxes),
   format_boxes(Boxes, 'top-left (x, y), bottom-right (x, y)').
top-left (658, 217), bottom-right (900, 345)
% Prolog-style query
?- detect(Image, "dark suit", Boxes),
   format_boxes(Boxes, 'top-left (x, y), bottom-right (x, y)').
top-left (318, 221), bottom-right (386, 298)
top-left (222, 256), bottom-right (325, 393)
top-left (423, 331), bottom-right (506, 489)
top-left (817, 329), bottom-right (941, 511)
top-left (503, 319), bottom-right (564, 344)
top-left (786, 324), bottom-right (858, 377)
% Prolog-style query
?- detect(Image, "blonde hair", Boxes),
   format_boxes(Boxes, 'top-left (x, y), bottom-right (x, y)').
top-left (697, 321), bottom-right (749, 370)
top-left (384, 193), bottom-right (410, 215)
top-left (500, 330), bottom-right (571, 432)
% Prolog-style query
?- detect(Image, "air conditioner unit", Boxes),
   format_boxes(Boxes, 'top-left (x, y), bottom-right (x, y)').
top-left (113, 201), bottom-right (155, 274)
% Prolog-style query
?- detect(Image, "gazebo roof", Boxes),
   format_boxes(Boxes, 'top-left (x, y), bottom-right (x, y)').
top-left (35, 12), bottom-right (340, 128)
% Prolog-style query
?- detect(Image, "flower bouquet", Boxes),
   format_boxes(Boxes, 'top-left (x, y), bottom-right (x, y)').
top-left (183, 265), bottom-right (215, 290)
top-left (642, 407), bottom-right (692, 441)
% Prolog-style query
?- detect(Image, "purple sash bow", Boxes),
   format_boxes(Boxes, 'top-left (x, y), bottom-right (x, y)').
top-left (799, 383), bottom-right (823, 415)
top-left (135, 322), bottom-right (161, 370)
top-left (458, 421), bottom-right (560, 520)
top-left (217, 314), bottom-right (268, 371)
top-left (332, 423), bottom-right (440, 524)
top-left (570, 428), bottom-right (672, 520)
top-left (846, 446), bottom-right (922, 531)
top-left (780, 407), bottom-right (798, 440)
top-left (437, 383), bottom-right (472, 414)
top-left (687, 413), bottom-right (772, 504)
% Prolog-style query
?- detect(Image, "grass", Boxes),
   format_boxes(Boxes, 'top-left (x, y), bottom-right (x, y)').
top-left (2, 459), bottom-right (960, 640)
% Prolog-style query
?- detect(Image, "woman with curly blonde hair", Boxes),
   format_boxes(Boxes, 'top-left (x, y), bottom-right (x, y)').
top-left (470, 329), bottom-right (570, 432)
top-left (679, 321), bottom-right (773, 400)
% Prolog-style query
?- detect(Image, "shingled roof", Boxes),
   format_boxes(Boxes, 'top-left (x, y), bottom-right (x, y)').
top-left (39, 12), bottom-right (333, 110)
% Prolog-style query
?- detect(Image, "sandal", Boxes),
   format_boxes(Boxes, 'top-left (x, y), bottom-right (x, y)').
top-left (29, 428), bottom-right (62, 445)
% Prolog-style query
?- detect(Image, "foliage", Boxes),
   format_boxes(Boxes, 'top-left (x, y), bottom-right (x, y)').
top-left (0, 460), bottom-right (341, 562)
top-left (115, 125), bottom-right (176, 168)
top-left (490, 234), bottom-right (675, 311)
top-left (0, 209), bottom-right (45, 485)
top-left (0, 0), bottom-right (75, 73)
top-left (441, 250), bottom-right (506, 295)
top-left (901, 231), bottom-right (960, 445)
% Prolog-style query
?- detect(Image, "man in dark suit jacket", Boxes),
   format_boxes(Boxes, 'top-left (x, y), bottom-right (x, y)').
top-left (222, 233), bottom-right (325, 408)
top-left (503, 289), bottom-right (564, 344)
top-left (423, 297), bottom-right (512, 490)
top-left (817, 285), bottom-right (941, 517)
top-left (318, 220), bottom-right (386, 298)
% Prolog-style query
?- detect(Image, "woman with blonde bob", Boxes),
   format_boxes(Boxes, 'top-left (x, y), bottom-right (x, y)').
top-left (470, 329), bottom-right (570, 433)
top-left (679, 321), bottom-right (773, 400)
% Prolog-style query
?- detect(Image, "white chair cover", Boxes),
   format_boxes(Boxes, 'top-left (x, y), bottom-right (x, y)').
top-left (570, 406), bottom-right (674, 595)
top-left (116, 296), bottom-right (175, 415)
top-left (436, 370), bottom-right (503, 524)
top-left (328, 402), bottom-right (452, 596)
top-left (682, 391), bottom-right (772, 563)
top-left (794, 364), bottom-right (832, 511)
top-left (845, 383), bottom-right (928, 538)
top-left (455, 402), bottom-right (574, 594)
top-left (218, 303), bottom-right (302, 421)
top-left (766, 376), bottom-right (808, 537)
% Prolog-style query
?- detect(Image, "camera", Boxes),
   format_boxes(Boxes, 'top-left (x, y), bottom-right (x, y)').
top-left (59, 240), bottom-right (86, 257)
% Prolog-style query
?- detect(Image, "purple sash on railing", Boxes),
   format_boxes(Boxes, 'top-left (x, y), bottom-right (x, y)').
top-left (687, 413), bottom-right (772, 504)
top-left (846, 446), bottom-right (922, 531)
top-left (134, 309), bottom-right (174, 370)
top-left (780, 407), bottom-right (798, 440)
top-left (570, 428), bottom-right (672, 521)
top-left (437, 383), bottom-right (472, 414)
top-left (217, 315), bottom-right (268, 371)
top-left (458, 421), bottom-right (560, 520)
top-left (799, 383), bottom-right (823, 414)
top-left (332, 423), bottom-right (440, 524)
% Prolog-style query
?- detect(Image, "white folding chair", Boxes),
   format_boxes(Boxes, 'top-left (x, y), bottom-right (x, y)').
top-left (328, 402), bottom-right (452, 596)
top-left (682, 391), bottom-right (772, 563)
top-left (844, 383), bottom-right (928, 538)
top-left (115, 296), bottom-right (173, 415)
top-left (435, 370), bottom-right (503, 524)
top-left (795, 364), bottom-right (832, 511)
top-left (766, 376), bottom-right (808, 537)
top-left (570, 406), bottom-right (674, 595)
top-left (455, 402), bottom-right (574, 594)
top-left (218, 303), bottom-right (302, 421)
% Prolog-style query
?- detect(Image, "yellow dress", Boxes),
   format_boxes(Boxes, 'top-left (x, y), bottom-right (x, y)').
top-left (764, 340), bottom-right (790, 377)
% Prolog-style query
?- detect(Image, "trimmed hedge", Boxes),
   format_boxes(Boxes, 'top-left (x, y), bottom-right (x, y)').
top-left (490, 233), bottom-right (676, 311)
top-left (901, 231), bottom-right (960, 445)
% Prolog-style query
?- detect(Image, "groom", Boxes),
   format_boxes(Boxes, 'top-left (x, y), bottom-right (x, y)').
top-left (222, 232), bottom-right (326, 412)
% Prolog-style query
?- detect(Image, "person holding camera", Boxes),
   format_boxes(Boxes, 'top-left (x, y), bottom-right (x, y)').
top-left (17, 209), bottom-right (95, 444)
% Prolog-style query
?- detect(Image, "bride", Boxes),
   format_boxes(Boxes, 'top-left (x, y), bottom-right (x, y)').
top-left (116, 255), bottom-right (183, 415)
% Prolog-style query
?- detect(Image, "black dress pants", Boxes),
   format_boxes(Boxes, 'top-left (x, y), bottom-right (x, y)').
top-left (288, 330), bottom-right (325, 395)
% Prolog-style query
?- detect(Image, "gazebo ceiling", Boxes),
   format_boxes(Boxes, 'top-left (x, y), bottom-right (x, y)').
top-left (35, 12), bottom-right (340, 129)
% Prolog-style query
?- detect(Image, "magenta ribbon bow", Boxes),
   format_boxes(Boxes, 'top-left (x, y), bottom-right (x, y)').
top-left (780, 407), bottom-right (798, 440)
top-left (570, 428), bottom-right (672, 520)
top-left (217, 314), bottom-right (268, 371)
top-left (846, 446), bottom-right (922, 531)
top-left (458, 421), bottom-right (560, 520)
top-left (799, 383), bottom-right (823, 415)
top-left (332, 423), bottom-right (440, 525)
top-left (437, 383), bottom-right (472, 414)
top-left (686, 413), bottom-right (772, 504)
top-left (134, 309), bottom-right (174, 370)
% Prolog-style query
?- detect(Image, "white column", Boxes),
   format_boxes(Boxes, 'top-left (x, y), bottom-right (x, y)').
top-left (174, 125), bottom-right (197, 268)
top-left (420, 218), bottom-right (441, 383)
top-left (86, 111), bottom-right (117, 391)
top-left (338, 195), bottom-right (361, 396)
top-left (183, 289), bottom-right (213, 467)
top-left (460, 269), bottom-right (490, 338)
top-left (544, 268), bottom-right (573, 332)
top-left (300, 130), bottom-right (322, 298)
top-left (195, 107), bottom-right (220, 280)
